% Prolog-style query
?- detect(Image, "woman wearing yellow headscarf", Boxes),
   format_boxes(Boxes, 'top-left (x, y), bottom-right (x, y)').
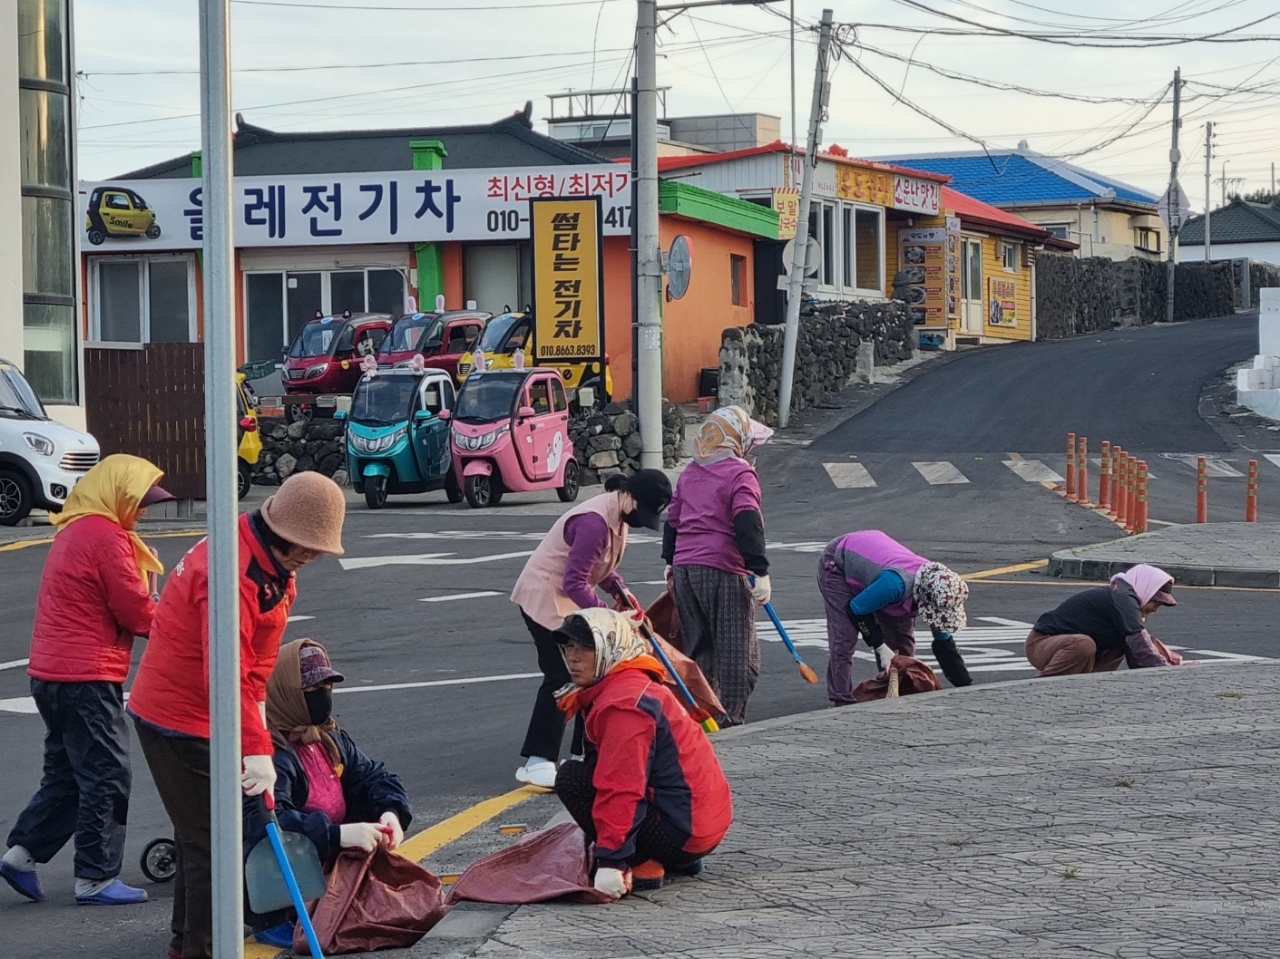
top-left (1, 454), bottom-right (173, 906)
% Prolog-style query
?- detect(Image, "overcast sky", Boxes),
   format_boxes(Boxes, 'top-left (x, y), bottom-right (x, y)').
top-left (76, 0), bottom-right (1280, 209)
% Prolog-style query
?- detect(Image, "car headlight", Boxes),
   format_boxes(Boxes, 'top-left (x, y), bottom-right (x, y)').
top-left (305, 363), bottom-right (329, 379)
top-left (453, 425), bottom-right (506, 451)
top-left (23, 432), bottom-right (54, 456)
top-left (353, 426), bottom-right (406, 454)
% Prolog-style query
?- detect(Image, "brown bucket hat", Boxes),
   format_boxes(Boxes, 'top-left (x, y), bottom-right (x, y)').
top-left (261, 472), bottom-right (346, 555)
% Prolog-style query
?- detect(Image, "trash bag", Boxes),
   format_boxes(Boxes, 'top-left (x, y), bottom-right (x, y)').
top-left (645, 589), bottom-right (684, 652)
top-left (649, 627), bottom-right (726, 724)
top-left (292, 846), bottom-right (449, 956)
top-left (851, 655), bottom-right (943, 702)
top-left (446, 822), bottom-right (613, 906)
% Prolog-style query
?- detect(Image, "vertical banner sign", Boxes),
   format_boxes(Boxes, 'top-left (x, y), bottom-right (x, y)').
top-left (772, 188), bottom-right (800, 240)
top-left (897, 227), bottom-right (948, 327)
top-left (531, 196), bottom-right (604, 363)
top-left (988, 277), bottom-right (1018, 327)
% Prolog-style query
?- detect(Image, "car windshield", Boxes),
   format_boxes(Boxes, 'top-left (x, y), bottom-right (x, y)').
top-left (350, 374), bottom-right (418, 425)
top-left (476, 314), bottom-right (525, 353)
top-left (289, 319), bottom-right (342, 359)
top-left (384, 313), bottom-right (441, 354)
top-left (454, 373), bottom-right (524, 423)
top-left (0, 363), bottom-right (47, 419)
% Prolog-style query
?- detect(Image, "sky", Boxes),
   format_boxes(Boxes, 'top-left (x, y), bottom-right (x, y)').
top-left (75, 0), bottom-right (1280, 211)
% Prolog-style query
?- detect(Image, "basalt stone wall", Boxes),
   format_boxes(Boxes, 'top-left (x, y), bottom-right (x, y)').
top-left (716, 300), bottom-right (914, 425)
top-left (256, 418), bottom-right (347, 486)
top-left (571, 400), bottom-right (686, 486)
top-left (1250, 262), bottom-right (1280, 305)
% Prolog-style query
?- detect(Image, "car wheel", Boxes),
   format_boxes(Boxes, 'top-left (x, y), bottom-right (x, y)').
top-left (557, 460), bottom-right (580, 502)
top-left (237, 461), bottom-right (252, 499)
top-left (444, 469), bottom-right (464, 504)
top-left (0, 469), bottom-right (33, 527)
top-left (364, 474), bottom-right (388, 510)
top-left (140, 838), bottom-right (177, 883)
top-left (87, 229), bottom-right (105, 246)
top-left (145, 224), bottom-right (162, 239)
top-left (286, 403), bottom-right (314, 425)
top-left (464, 474), bottom-right (493, 508)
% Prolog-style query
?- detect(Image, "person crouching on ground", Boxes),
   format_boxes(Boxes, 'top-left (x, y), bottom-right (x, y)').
top-left (662, 405), bottom-right (772, 726)
top-left (1, 455), bottom-right (173, 906)
top-left (509, 469), bottom-right (673, 789)
top-left (126, 471), bottom-right (346, 959)
top-left (245, 639), bottom-right (412, 949)
top-left (818, 530), bottom-right (972, 705)
top-left (553, 608), bottom-right (733, 899)
top-left (1026, 564), bottom-right (1181, 677)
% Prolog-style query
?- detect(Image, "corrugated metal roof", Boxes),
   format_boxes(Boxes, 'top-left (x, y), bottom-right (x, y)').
top-left (1179, 198), bottom-right (1280, 245)
top-left (654, 141), bottom-right (949, 183)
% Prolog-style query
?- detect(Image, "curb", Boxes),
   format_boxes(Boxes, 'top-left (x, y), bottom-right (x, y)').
top-left (1047, 551), bottom-right (1280, 588)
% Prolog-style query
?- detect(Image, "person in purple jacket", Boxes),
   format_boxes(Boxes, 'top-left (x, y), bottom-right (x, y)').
top-left (662, 406), bottom-right (772, 726)
top-left (818, 530), bottom-right (972, 705)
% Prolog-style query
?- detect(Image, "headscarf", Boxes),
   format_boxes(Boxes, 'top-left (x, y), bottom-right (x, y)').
top-left (692, 405), bottom-right (774, 467)
top-left (53, 453), bottom-right (166, 587)
top-left (913, 562), bottom-right (968, 634)
top-left (267, 639), bottom-right (344, 774)
top-left (1111, 564), bottom-right (1175, 606)
top-left (553, 608), bottom-right (664, 717)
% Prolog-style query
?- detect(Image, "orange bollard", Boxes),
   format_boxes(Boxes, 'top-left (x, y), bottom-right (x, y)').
top-left (1125, 456), bottom-right (1138, 533)
top-left (1099, 441), bottom-right (1111, 511)
top-left (1066, 433), bottom-right (1077, 501)
top-left (1246, 459), bottom-right (1258, 522)
top-left (1077, 437), bottom-right (1091, 506)
top-left (1114, 447), bottom-right (1128, 525)
top-left (1136, 461), bottom-right (1149, 533)
top-left (1196, 456), bottom-right (1208, 523)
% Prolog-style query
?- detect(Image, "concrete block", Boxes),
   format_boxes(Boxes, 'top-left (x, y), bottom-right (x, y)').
top-left (1241, 369), bottom-right (1272, 391)
top-left (1238, 388), bottom-right (1280, 421)
top-left (1261, 288), bottom-right (1280, 355)
top-left (1167, 564), bottom-right (1215, 587)
top-left (1213, 568), bottom-right (1280, 589)
top-left (1252, 354), bottom-right (1280, 370)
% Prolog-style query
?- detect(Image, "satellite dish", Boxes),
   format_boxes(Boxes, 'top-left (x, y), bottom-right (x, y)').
top-left (781, 236), bottom-right (821, 277)
top-left (666, 234), bottom-right (693, 300)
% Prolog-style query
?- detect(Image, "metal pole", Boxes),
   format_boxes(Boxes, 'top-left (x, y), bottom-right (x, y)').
top-left (1204, 121), bottom-right (1213, 263)
top-left (199, 1), bottom-right (243, 955)
top-left (777, 8), bottom-right (834, 428)
top-left (789, 0), bottom-right (796, 174)
top-left (1164, 68), bottom-right (1180, 326)
top-left (635, 0), bottom-right (663, 468)
top-left (630, 76), bottom-right (639, 408)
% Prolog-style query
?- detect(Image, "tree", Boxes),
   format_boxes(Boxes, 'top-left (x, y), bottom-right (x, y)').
top-left (1242, 189), bottom-right (1278, 205)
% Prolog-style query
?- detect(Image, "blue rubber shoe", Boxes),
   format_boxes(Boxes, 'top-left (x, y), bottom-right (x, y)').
top-left (75, 879), bottom-right (148, 905)
top-left (674, 858), bottom-right (704, 878)
top-left (0, 861), bottom-right (44, 902)
top-left (254, 921), bottom-right (296, 948)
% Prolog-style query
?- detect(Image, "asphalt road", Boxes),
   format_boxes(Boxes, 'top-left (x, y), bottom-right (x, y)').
top-left (2, 314), bottom-right (1277, 957)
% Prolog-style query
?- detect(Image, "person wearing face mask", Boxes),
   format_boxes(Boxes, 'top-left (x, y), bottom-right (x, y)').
top-left (552, 608), bottom-right (732, 899)
top-left (127, 471), bottom-right (346, 959)
top-left (661, 406), bottom-right (772, 727)
top-left (509, 469), bottom-right (673, 788)
top-left (243, 640), bottom-right (412, 949)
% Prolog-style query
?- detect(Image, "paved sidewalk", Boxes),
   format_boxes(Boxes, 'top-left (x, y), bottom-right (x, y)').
top-left (1048, 522), bottom-right (1280, 587)
top-left (465, 662), bottom-right (1280, 959)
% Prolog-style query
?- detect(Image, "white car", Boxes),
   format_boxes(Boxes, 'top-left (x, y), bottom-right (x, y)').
top-left (0, 357), bottom-right (100, 526)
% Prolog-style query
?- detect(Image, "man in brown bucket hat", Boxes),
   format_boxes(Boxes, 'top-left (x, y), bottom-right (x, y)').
top-left (128, 472), bottom-right (345, 959)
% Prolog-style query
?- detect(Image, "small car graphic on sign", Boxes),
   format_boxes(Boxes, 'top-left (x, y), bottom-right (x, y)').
top-left (84, 187), bottom-right (161, 245)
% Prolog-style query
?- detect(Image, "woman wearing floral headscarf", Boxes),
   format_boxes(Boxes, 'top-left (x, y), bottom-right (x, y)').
top-left (818, 530), bottom-right (972, 705)
top-left (553, 608), bottom-right (732, 900)
top-left (661, 406), bottom-right (772, 726)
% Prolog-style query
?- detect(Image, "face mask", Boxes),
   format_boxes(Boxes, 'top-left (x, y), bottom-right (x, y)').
top-left (622, 509), bottom-right (647, 529)
top-left (304, 687), bottom-right (333, 726)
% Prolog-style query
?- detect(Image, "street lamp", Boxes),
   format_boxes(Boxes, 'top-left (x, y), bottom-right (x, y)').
top-left (634, 0), bottom-right (782, 468)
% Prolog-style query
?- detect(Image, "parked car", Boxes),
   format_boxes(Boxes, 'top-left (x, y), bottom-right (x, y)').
top-left (281, 312), bottom-right (393, 420)
top-left (377, 309), bottom-right (490, 378)
top-left (84, 186), bottom-right (161, 246)
top-left (455, 311), bottom-right (612, 409)
top-left (0, 358), bottom-right (100, 526)
top-left (236, 373), bottom-right (261, 499)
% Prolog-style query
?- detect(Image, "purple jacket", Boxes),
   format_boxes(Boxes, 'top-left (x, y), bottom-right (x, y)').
top-left (827, 531), bottom-right (927, 620)
top-left (666, 459), bottom-right (763, 577)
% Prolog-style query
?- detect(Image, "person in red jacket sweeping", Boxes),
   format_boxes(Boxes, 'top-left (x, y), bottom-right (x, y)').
top-left (552, 607), bottom-right (733, 899)
top-left (1, 454), bottom-right (173, 906)
top-left (127, 471), bottom-right (345, 959)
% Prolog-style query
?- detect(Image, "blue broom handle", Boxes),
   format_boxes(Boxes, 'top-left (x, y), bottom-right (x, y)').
top-left (265, 821), bottom-right (326, 959)
top-left (762, 601), bottom-right (804, 664)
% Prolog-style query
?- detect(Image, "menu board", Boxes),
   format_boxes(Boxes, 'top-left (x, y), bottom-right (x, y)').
top-left (898, 228), bottom-right (948, 327)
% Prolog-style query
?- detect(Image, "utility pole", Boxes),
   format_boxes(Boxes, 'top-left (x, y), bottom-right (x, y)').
top-left (1221, 160), bottom-right (1228, 208)
top-left (777, 8), bottom-right (834, 429)
top-left (1204, 121), bottom-right (1213, 263)
top-left (1164, 67), bottom-right (1181, 326)
top-left (635, 0), bottom-right (662, 467)
top-left (198, 0), bottom-right (243, 956)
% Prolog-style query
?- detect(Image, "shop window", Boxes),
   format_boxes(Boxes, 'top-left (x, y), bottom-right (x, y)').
top-left (464, 243), bottom-right (530, 315)
top-left (1000, 241), bottom-right (1021, 273)
top-left (1044, 224), bottom-right (1070, 240)
top-left (855, 209), bottom-right (881, 291)
top-left (1135, 228), bottom-right (1161, 254)
top-left (730, 254), bottom-right (746, 306)
top-left (92, 256), bottom-right (195, 344)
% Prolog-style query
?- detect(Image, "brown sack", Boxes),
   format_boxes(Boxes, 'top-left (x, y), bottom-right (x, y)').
top-left (293, 847), bottom-right (449, 955)
top-left (646, 626), bottom-right (727, 723)
top-left (645, 589), bottom-right (685, 652)
top-left (446, 822), bottom-right (614, 906)
top-left (852, 655), bottom-right (943, 702)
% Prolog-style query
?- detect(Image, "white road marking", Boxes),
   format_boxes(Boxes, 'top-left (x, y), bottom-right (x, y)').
top-left (824, 463), bottom-right (877, 489)
top-left (419, 591), bottom-right (502, 603)
top-left (1091, 458), bottom-right (1157, 479)
top-left (1265, 454), bottom-right (1280, 472)
top-left (333, 673), bottom-right (541, 694)
top-left (367, 531), bottom-right (660, 544)
top-left (977, 616), bottom-right (1032, 628)
top-left (339, 550), bottom-right (535, 570)
top-left (766, 541), bottom-right (830, 553)
top-left (288, 615), bottom-right (315, 623)
top-left (0, 697), bottom-right (38, 714)
top-left (1162, 454), bottom-right (1244, 478)
top-left (1003, 459), bottom-right (1064, 483)
top-left (913, 461), bottom-right (970, 485)
top-left (0, 658), bottom-right (29, 672)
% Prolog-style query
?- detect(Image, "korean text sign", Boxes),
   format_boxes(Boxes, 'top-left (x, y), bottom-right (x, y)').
top-left (898, 227), bottom-right (948, 328)
top-left (77, 166), bottom-right (632, 251)
top-left (988, 277), bottom-right (1018, 327)
top-left (530, 197), bottom-right (604, 364)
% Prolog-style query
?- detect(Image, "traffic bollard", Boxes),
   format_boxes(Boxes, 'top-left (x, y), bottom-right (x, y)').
top-left (1136, 461), bottom-right (1148, 534)
top-left (1125, 456), bottom-right (1138, 533)
top-left (1114, 447), bottom-right (1128, 525)
top-left (1066, 433), bottom-right (1077, 502)
top-left (1196, 456), bottom-right (1208, 523)
top-left (1077, 437), bottom-right (1091, 506)
top-left (1099, 441), bottom-right (1111, 511)
top-left (1246, 459), bottom-right (1258, 522)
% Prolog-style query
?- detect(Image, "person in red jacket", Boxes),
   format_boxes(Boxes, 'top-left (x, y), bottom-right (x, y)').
top-left (552, 607), bottom-right (733, 899)
top-left (127, 471), bottom-right (346, 959)
top-left (1, 454), bottom-right (173, 906)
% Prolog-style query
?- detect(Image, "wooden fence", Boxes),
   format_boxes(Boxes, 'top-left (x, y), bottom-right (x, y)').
top-left (85, 344), bottom-right (206, 499)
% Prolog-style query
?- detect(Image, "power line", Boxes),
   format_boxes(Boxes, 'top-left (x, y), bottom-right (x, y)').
top-left (231, 0), bottom-right (621, 10)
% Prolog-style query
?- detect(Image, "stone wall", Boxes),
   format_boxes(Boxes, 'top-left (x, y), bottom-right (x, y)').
top-left (570, 400), bottom-right (686, 486)
top-left (716, 300), bottom-right (915, 425)
top-left (1250, 262), bottom-right (1280, 306)
top-left (255, 418), bottom-right (346, 486)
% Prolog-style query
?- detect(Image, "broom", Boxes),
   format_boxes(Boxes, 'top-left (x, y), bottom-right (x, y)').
top-left (761, 599), bottom-right (819, 684)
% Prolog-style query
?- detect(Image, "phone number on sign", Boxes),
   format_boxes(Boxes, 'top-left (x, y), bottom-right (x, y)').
top-left (538, 345), bottom-right (599, 358)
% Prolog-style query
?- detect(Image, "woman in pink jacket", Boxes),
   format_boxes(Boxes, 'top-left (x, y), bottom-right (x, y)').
top-left (1, 454), bottom-right (172, 906)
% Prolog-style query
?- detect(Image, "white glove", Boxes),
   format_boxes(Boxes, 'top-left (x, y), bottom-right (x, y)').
top-left (339, 823), bottom-right (385, 853)
top-left (874, 643), bottom-right (894, 674)
top-left (749, 574), bottom-right (772, 606)
top-left (664, 565), bottom-right (674, 587)
top-left (241, 755), bottom-right (277, 797)
top-left (379, 811), bottom-right (404, 850)
top-left (593, 866), bottom-right (631, 900)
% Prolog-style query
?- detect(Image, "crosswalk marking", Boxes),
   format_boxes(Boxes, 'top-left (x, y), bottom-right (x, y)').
top-left (1266, 454), bottom-right (1280, 472)
top-left (823, 463), bottom-right (876, 488)
top-left (1002, 459), bottom-right (1064, 483)
top-left (419, 591), bottom-right (502, 603)
top-left (1091, 458), bottom-right (1157, 479)
top-left (913, 461), bottom-right (970, 485)
top-left (339, 550), bottom-right (535, 571)
top-left (1162, 454), bottom-right (1244, 477)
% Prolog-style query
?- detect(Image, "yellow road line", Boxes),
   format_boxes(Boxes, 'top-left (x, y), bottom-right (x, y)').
top-left (397, 785), bottom-right (545, 863)
top-left (0, 536), bottom-right (53, 552)
top-left (0, 528), bottom-right (205, 553)
top-left (243, 942), bottom-right (282, 958)
top-left (963, 559), bottom-right (1049, 581)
